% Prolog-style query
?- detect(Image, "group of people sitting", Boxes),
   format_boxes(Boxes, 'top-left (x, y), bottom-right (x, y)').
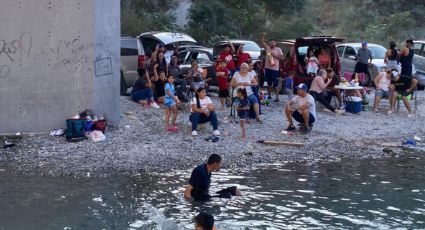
top-left (130, 38), bottom-right (419, 139)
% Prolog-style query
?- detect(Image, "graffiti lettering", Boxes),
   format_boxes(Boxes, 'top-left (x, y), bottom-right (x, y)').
top-left (0, 32), bottom-right (32, 62)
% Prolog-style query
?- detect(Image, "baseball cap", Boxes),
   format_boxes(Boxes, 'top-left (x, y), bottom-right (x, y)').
top-left (295, 83), bottom-right (308, 92)
top-left (391, 70), bottom-right (399, 79)
top-left (362, 41), bottom-right (368, 46)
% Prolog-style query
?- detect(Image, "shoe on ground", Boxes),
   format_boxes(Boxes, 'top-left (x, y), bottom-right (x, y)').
top-left (408, 113), bottom-right (414, 118)
top-left (298, 123), bottom-right (313, 128)
top-left (151, 102), bottom-right (160, 109)
top-left (386, 110), bottom-right (393, 115)
top-left (273, 98), bottom-right (280, 102)
top-left (213, 130), bottom-right (221, 136)
top-left (335, 109), bottom-right (345, 116)
top-left (299, 126), bottom-right (311, 134)
top-left (192, 130), bottom-right (198, 136)
top-left (286, 124), bottom-right (296, 131)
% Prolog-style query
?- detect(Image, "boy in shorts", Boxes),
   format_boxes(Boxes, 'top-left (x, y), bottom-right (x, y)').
top-left (216, 59), bottom-right (230, 109)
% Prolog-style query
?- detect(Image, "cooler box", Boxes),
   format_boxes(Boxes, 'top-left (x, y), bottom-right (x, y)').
top-left (346, 97), bottom-right (362, 114)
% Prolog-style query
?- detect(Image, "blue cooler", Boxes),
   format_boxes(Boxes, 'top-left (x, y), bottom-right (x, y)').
top-left (346, 97), bottom-right (362, 114)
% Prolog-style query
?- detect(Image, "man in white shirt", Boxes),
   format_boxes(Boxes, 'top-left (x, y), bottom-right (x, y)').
top-left (284, 83), bottom-right (316, 133)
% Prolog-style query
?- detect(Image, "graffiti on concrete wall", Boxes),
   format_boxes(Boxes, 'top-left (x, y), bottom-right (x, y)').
top-left (0, 32), bottom-right (32, 62)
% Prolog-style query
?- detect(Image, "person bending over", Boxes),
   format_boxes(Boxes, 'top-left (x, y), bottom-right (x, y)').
top-left (130, 68), bottom-right (160, 108)
top-left (184, 154), bottom-right (241, 201)
top-left (388, 71), bottom-right (417, 116)
top-left (309, 70), bottom-right (344, 115)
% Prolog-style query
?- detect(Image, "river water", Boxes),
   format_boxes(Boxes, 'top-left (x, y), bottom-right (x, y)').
top-left (1, 154), bottom-right (425, 229)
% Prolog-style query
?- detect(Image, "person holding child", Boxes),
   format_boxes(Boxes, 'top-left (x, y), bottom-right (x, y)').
top-left (164, 74), bottom-right (180, 132)
top-left (236, 88), bottom-right (250, 140)
top-left (216, 59), bottom-right (230, 110)
top-left (230, 63), bottom-right (262, 123)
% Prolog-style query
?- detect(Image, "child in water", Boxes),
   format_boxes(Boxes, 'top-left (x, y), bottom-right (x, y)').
top-left (236, 88), bottom-right (250, 140)
top-left (164, 74), bottom-right (180, 132)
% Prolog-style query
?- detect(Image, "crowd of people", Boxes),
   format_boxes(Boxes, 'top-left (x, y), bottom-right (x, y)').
top-left (130, 38), bottom-right (418, 139)
top-left (128, 38), bottom-right (419, 229)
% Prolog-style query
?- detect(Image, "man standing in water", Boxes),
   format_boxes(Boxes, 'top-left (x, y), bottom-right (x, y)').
top-left (184, 154), bottom-right (241, 201)
top-left (399, 39), bottom-right (414, 77)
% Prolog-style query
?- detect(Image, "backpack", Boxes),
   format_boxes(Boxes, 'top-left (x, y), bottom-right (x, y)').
top-left (66, 119), bottom-right (87, 142)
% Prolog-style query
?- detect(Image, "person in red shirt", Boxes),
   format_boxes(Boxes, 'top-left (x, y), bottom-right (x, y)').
top-left (216, 59), bottom-right (230, 109)
top-left (236, 45), bottom-right (251, 69)
top-left (219, 40), bottom-right (236, 75)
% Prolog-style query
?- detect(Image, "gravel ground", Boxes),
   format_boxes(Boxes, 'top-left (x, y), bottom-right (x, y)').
top-left (1, 90), bottom-right (425, 176)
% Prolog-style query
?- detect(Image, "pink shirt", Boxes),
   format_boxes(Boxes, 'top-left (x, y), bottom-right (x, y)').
top-left (265, 47), bottom-right (283, 71)
top-left (309, 76), bottom-right (328, 94)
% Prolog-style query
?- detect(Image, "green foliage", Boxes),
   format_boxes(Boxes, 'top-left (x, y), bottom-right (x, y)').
top-left (120, 0), bottom-right (179, 36)
top-left (120, 0), bottom-right (425, 47)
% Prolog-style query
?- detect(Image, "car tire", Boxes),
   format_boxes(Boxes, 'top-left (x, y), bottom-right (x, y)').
top-left (120, 71), bottom-right (128, 96)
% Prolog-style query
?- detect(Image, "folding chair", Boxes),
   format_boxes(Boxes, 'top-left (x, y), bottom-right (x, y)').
top-left (396, 88), bottom-right (417, 113)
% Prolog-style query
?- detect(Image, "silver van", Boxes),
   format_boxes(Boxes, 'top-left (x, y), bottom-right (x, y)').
top-left (413, 40), bottom-right (425, 88)
top-left (120, 32), bottom-right (197, 95)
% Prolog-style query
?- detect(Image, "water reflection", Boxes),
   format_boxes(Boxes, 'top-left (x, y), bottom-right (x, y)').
top-left (0, 155), bottom-right (425, 229)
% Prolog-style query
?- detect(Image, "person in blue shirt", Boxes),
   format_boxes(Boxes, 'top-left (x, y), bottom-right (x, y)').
top-left (164, 75), bottom-right (180, 132)
top-left (284, 70), bottom-right (295, 100)
top-left (236, 88), bottom-right (250, 140)
top-left (184, 154), bottom-right (241, 201)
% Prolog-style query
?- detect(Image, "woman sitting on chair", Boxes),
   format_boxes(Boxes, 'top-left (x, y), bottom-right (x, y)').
top-left (230, 63), bottom-right (262, 123)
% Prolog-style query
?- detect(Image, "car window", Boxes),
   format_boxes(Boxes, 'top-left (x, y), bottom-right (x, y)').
top-left (344, 46), bottom-right (356, 58)
top-left (364, 46), bottom-right (386, 59)
top-left (196, 52), bottom-right (210, 64)
top-left (179, 51), bottom-right (188, 62)
top-left (121, 39), bottom-right (138, 56)
top-left (242, 42), bottom-right (261, 52)
top-left (413, 43), bottom-right (424, 55)
top-left (297, 46), bottom-right (308, 56)
top-left (337, 46), bottom-right (345, 57)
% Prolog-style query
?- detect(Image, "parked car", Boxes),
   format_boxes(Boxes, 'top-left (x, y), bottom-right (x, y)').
top-left (338, 43), bottom-right (420, 86)
top-left (276, 36), bottom-right (345, 86)
top-left (413, 40), bottom-right (425, 89)
top-left (213, 39), bottom-right (262, 61)
top-left (337, 43), bottom-right (391, 86)
top-left (120, 32), bottom-right (197, 96)
top-left (120, 37), bottom-right (145, 96)
top-left (178, 47), bottom-right (217, 86)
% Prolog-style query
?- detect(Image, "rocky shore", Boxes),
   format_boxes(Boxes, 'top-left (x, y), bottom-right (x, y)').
top-left (1, 91), bottom-right (425, 176)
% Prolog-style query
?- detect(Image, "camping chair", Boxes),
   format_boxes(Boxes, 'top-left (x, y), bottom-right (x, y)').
top-left (396, 87), bottom-right (418, 113)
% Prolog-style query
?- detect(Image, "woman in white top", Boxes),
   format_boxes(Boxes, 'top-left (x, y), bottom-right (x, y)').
top-left (190, 87), bottom-right (220, 136)
top-left (372, 69), bottom-right (394, 112)
top-left (230, 63), bottom-right (262, 122)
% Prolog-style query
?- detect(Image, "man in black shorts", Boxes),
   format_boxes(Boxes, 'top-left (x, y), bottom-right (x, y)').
top-left (389, 70), bottom-right (417, 115)
top-left (184, 154), bottom-right (241, 201)
top-left (354, 41), bottom-right (373, 78)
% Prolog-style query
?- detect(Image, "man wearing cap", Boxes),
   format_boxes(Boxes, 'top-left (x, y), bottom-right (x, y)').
top-left (355, 41), bottom-right (373, 76)
top-left (284, 83), bottom-right (316, 133)
top-left (388, 70), bottom-right (417, 116)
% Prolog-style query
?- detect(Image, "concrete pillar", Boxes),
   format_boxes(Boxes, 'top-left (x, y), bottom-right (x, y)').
top-left (0, 0), bottom-right (120, 133)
